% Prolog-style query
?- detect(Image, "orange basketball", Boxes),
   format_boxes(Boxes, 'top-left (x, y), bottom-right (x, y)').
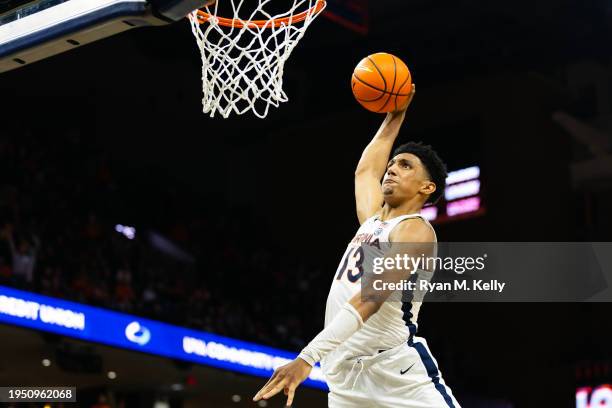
top-left (351, 53), bottom-right (412, 113)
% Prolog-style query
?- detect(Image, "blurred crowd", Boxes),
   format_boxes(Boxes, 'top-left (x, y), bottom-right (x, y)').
top-left (0, 130), bottom-right (326, 351)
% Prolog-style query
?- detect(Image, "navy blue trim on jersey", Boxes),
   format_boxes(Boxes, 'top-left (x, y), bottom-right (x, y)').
top-left (410, 341), bottom-right (456, 408)
top-left (401, 299), bottom-right (417, 337)
top-left (401, 272), bottom-right (420, 337)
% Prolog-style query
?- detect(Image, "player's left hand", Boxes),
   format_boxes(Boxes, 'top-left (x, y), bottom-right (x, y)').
top-left (253, 358), bottom-right (312, 407)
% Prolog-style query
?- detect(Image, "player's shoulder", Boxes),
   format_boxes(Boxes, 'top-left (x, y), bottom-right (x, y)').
top-left (389, 215), bottom-right (435, 243)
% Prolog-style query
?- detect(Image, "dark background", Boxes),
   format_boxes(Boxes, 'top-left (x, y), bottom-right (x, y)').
top-left (1, 0), bottom-right (612, 406)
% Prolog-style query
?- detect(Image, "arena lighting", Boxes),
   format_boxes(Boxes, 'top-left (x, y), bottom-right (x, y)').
top-left (41, 358), bottom-right (51, 367)
top-left (447, 196), bottom-right (481, 217)
top-left (576, 385), bottom-right (612, 408)
top-left (107, 370), bottom-right (117, 379)
top-left (446, 166), bottom-right (480, 185)
top-left (231, 395), bottom-right (242, 402)
top-left (115, 224), bottom-right (136, 240)
top-left (420, 165), bottom-right (483, 222)
top-left (0, 285), bottom-right (327, 390)
top-left (444, 180), bottom-right (481, 201)
top-left (420, 206), bottom-right (438, 221)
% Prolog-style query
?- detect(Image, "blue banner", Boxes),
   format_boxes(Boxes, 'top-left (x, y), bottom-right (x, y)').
top-left (0, 285), bottom-right (327, 390)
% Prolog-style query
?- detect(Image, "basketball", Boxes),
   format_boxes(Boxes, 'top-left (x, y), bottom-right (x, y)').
top-left (351, 52), bottom-right (413, 113)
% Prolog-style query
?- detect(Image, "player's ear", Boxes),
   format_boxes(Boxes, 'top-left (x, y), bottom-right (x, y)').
top-left (420, 180), bottom-right (436, 197)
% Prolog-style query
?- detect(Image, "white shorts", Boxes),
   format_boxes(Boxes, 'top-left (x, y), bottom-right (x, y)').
top-left (324, 337), bottom-right (461, 408)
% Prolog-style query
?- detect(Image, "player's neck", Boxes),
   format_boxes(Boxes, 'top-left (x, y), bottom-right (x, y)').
top-left (379, 200), bottom-right (423, 221)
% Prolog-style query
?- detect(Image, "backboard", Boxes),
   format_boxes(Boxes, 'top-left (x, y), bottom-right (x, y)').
top-left (0, 0), bottom-right (208, 73)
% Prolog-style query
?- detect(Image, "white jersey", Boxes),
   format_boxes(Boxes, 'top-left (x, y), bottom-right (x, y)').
top-left (321, 213), bottom-right (437, 371)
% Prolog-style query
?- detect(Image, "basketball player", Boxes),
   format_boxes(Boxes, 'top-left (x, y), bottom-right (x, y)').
top-left (254, 85), bottom-right (461, 407)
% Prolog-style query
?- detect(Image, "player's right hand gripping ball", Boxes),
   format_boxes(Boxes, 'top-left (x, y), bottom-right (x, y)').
top-left (352, 52), bottom-right (412, 113)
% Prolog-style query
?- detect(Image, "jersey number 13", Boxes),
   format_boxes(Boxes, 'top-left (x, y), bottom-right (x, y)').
top-left (335, 247), bottom-right (364, 283)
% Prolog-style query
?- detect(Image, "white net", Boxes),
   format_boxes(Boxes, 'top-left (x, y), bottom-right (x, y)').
top-left (189, 0), bottom-right (326, 119)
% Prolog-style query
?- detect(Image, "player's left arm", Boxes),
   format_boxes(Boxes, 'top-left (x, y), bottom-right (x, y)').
top-left (253, 219), bottom-right (433, 407)
top-left (354, 85), bottom-right (415, 225)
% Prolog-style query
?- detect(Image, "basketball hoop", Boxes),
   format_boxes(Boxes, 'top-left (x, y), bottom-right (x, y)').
top-left (189, 0), bottom-right (326, 118)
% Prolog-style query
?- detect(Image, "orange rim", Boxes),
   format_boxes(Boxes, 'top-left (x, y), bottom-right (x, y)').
top-left (195, 0), bottom-right (326, 28)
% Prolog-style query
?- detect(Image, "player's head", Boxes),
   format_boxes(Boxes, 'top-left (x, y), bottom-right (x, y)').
top-left (382, 142), bottom-right (447, 207)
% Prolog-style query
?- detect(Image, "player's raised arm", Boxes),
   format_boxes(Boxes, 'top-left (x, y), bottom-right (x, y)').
top-left (354, 85), bottom-right (415, 224)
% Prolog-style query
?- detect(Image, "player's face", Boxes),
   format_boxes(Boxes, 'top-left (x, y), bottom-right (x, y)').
top-left (382, 153), bottom-right (435, 204)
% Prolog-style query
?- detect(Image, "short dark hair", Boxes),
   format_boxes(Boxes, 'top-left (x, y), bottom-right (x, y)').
top-left (392, 142), bottom-right (447, 204)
